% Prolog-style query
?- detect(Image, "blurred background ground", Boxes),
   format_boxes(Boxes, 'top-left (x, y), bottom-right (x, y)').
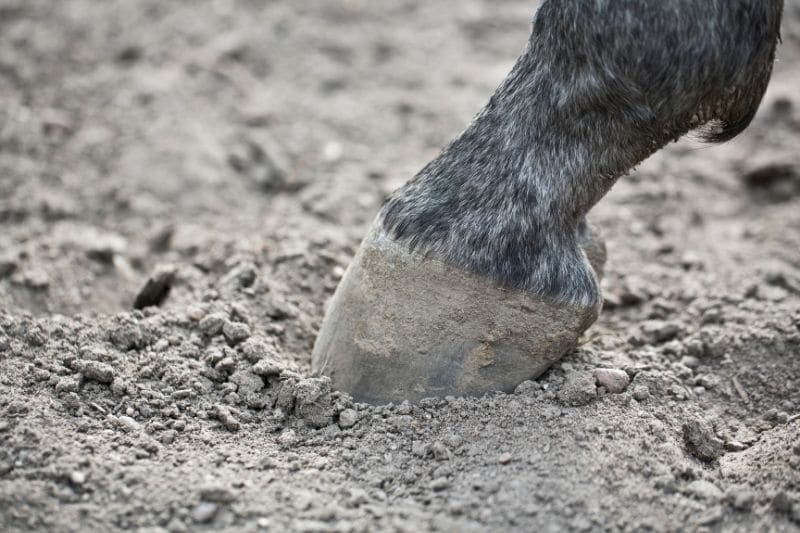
top-left (1, 1), bottom-right (799, 531)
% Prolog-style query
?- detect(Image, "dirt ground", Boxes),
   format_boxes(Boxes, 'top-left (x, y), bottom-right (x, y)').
top-left (1, 1), bottom-right (799, 531)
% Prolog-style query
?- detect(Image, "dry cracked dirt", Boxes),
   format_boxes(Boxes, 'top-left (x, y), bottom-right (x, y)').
top-left (1, 1), bottom-right (800, 532)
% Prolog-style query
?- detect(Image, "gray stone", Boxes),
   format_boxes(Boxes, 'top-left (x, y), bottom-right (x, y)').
top-left (312, 223), bottom-right (604, 404)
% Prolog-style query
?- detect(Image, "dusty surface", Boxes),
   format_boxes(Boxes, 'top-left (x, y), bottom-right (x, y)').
top-left (1, 1), bottom-right (799, 531)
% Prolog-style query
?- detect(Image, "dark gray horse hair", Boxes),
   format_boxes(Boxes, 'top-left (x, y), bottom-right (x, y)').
top-left (381, 0), bottom-right (783, 306)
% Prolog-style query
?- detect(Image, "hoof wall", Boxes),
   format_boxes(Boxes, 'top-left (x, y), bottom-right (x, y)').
top-left (312, 224), bottom-right (605, 404)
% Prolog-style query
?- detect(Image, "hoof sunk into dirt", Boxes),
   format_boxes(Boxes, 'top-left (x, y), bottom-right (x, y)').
top-left (312, 222), bottom-right (606, 404)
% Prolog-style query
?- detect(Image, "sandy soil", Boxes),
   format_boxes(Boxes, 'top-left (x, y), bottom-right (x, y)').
top-left (1, 1), bottom-right (799, 531)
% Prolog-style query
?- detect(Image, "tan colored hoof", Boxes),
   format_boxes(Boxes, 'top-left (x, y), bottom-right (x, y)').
top-left (312, 222), bottom-right (605, 404)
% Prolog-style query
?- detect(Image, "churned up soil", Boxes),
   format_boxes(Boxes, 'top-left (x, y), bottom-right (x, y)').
top-left (1, 1), bottom-right (799, 531)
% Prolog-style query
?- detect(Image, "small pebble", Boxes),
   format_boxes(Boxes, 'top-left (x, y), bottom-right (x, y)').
top-left (498, 453), bottom-right (513, 465)
top-left (593, 368), bottom-right (630, 393)
top-left (69, 471), bottom-right (87, 485)
top-left (632, 385), bottom-right (651, 402)
top-left (192, 502), bottom-right (218, 524)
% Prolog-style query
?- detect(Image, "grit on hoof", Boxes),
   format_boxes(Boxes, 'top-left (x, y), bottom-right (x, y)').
top-left (311, 222), bottom-right (605, 404)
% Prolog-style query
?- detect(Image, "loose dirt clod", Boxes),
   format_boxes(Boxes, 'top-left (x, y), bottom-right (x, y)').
top-left (222, 320), bottom-right (251, 345)
top-left (683, 419), bottom-right (724, 462)
top-left (133, 267), bottom-right (176, 309)
top-left (558, 371), bottom-right (598, 407)
top-left (337, 408), bottom-right (359, 429)
top-left (80, 361), bottom-right (115, 384)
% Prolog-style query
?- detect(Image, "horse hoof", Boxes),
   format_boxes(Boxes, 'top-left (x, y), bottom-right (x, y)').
top-left (311, 221), bottom-right (605, 404)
